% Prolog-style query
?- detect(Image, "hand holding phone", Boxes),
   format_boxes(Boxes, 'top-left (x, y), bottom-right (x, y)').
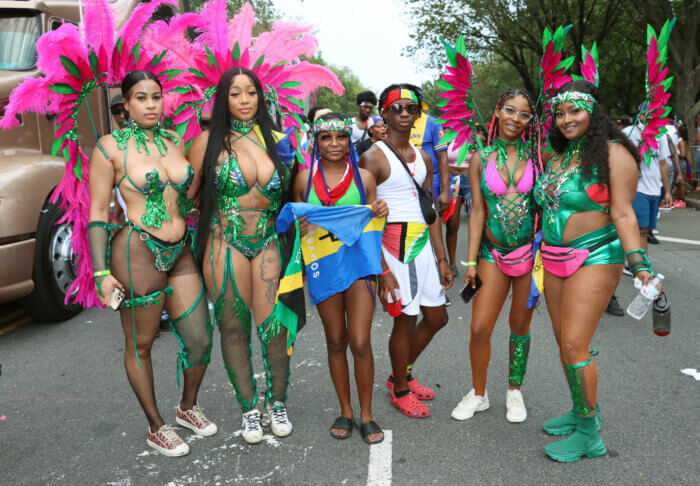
top-left (109, 288), bottom-right (125, 310)
top-left (460, 275), bottom-right (482, 303)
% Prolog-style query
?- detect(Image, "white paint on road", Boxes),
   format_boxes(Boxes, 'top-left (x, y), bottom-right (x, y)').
top-left (656, 236), bottom-right (700, 246)
top-left (367, 429), bottom-right (392, 486)
top-left (680, 368), bottom-right (700, 381)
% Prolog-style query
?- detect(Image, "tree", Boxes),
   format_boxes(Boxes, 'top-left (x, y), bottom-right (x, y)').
top-left (401, 0), bottom-right (646, 115)
top-left (628, 0), bottom-right (699, 132)
top-left (310, 56), bottom-right (370, 118)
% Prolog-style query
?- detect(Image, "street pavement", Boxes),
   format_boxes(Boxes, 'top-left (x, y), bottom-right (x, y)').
top-left (0, 208), bottom-right (698, 485)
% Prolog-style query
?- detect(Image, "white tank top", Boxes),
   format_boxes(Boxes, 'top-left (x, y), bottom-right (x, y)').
top-left (376, 141), bottom-right (427, 224)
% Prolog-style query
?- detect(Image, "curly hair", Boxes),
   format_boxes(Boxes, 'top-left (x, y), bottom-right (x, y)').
top-left (356, 90), bottom-right (377, 106)
top-left (548, 80), bottom-right (640, 185)
top-left (377, 83), bottom-right (423, 112)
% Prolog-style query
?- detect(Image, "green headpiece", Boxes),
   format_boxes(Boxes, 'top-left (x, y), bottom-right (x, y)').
top-left (311, 118), bottom-right (352, 135)
top-left (551, 91), bottom-right (597, 115)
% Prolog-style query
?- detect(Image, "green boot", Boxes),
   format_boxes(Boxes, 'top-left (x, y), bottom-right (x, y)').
top-left (544, 413), bottom-right (606, 462)
top-left (543, 408), bottom-right (601, 436)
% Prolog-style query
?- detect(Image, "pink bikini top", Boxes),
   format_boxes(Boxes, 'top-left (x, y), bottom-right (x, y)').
top-left (484, 152), bottom-right (534, 196)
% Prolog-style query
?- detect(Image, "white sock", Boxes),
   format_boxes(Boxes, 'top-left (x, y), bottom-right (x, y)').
top-left (507, 389), bottom-right (521, 398)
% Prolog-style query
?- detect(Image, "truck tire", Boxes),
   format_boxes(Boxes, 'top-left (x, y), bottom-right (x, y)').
top-left (20, 198), bottom-right (82, 322)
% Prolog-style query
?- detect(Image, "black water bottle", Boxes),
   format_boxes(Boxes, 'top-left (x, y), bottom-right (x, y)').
top-left (652, 292), bottom-right (671, 336)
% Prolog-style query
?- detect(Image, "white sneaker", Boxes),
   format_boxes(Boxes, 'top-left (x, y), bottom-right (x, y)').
top-left (652, 229), bottom-right (660, 234)
top-left (266, 401), bottom-right (293, 437)
top-left (505, 389), bottom-right (527, 423)
top-left (241, 409), bottom-right (264, 444)
top-left (146, 425), bottom-right (190, 457)
top-left (175, 405), bottom-right (218, 437)
top-left (451, 389), bottom-right (490, 420)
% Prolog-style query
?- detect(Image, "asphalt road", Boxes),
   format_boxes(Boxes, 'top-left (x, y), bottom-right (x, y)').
top-left (0, 208), bottom-right (698, 485)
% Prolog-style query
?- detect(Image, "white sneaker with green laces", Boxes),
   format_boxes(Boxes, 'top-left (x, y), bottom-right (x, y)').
top-left (266, 401), bottom-right (293, 437)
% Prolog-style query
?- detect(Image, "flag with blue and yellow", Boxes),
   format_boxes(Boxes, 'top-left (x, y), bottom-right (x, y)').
top-left (527, 229), bottom-right (544, 309)
top-left (276, 203), bottom-right (385, 305)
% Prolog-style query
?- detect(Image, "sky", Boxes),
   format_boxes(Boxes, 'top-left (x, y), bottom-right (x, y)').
top-left (272, 0), bottom-right (437, 94)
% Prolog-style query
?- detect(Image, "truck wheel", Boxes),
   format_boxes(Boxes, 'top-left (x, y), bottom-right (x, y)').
top-left (20, 199), bottom-right (82, 322)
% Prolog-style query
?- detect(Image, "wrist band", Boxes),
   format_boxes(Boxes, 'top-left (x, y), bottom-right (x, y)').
top-left (381, 269), bottom-right (391, 277)
top-left (625, 248), bottom-right (656, 277)
top-left (93, 270), bottom-right (111, 278)
top-left (438, 257), bottom-right (448, 264)
top-left (465, 261), bottom-right (478, 266)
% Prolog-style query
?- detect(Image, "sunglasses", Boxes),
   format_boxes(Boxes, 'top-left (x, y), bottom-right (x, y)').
top-left (500, 105), bottom-right (533, 123)
top-left (111, 107), bottom-right (127, 117)
top-left (389, 103), bottom-right (419, 115)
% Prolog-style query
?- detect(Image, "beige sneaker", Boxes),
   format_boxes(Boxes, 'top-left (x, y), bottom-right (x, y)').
top-left (146, 425), bottom-right (189, 457)
top-left (175, 405), bottom-right (218, 436)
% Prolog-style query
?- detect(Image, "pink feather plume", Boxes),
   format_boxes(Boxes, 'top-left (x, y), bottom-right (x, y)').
top-left (251, 22), bottom-right (316, 66)
top-left (0, 77), bottom-right (58, 129)
top-left (82, 0), bottom-right (115, 54)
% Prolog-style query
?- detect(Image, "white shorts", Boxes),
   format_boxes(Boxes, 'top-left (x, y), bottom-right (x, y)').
top-left (382, 242), bottom-right (446, 316)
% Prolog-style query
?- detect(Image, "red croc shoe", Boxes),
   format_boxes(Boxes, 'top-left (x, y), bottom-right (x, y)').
top-left (390, 389), bottom-right (430, 418)
top-left (386, 373), bottom-right (435, 400)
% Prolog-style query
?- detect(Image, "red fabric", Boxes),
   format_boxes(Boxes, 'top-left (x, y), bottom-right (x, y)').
top-left (313, 160), bottom-right (353, 206)
top-left (441, 197), bottom-right (458, 223)
top-left (586, 183), bottom-right (610, 204)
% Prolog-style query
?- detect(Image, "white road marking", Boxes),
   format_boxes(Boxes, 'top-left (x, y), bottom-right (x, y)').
top-left (367, 429), bottom-right (392, 486)
top-left (680, 368), bottom-right (700, 381)
top-left (656, 236), bottom-right (700, 246)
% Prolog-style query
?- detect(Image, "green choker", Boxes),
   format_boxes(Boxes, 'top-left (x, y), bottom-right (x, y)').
top-left (490, 137), bottom-right (528, 170)
top-left (113, 122), bottom-right (180, 157)
top-left (231, 118), bottom-right (256, 134)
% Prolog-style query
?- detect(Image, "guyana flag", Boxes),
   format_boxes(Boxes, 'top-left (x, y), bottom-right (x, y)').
top-left (274, 220), bottom-right (305, 355)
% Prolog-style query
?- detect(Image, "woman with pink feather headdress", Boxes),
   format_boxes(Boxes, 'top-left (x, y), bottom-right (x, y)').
top-left (153, 0), bottom-right (343, 444)
top-left (0, 0), bottom-right (222, 457)
top-left (532, 20), bottom-right (672, 461)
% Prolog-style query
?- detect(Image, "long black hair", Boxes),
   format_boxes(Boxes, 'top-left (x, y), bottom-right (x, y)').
top-left (195, 67), bottom-right (288, 265)
top-left (548, 80), bottom-right (640, 185)
top-left (121, 70), bottom-right (162, 99)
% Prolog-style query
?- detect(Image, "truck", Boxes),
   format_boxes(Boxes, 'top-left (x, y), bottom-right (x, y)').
top-left (0, 0), bottom-right (142, 321)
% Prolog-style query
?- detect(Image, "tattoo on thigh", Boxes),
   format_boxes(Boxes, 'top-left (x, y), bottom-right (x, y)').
top-left (260, 251), bottom-right (279, 304)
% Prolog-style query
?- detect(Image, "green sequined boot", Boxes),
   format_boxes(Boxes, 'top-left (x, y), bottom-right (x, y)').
top-left (544, 413), bottom-right (606, 462)
top-left (542, 408), bottom-right (601, 436)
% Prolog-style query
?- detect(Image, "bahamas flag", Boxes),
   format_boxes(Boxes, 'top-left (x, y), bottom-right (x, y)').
top-left (276, 203), bottom-right (385, 305)
top-left (527, 229), bottom-right (544, 309)
top-left (274, 220), bottom-right (305, 355)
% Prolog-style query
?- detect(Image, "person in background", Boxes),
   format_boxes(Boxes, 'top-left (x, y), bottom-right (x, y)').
top-left (355, 115), bottom-right (387, 156)
top-left (443, 125), bottom-right (486, 275)
top-left (351, 91), bottom-right (377, 144)
top-left (676, 121), bottom-right (690, 197)
top-left (624, 113), bottom-right (672, 257)
top-left (110, 94), bottom-right (128, 129)
top-left (410, 103), bottom-right (450, 215)
top-left (665, 122), bottom-right (685, 207)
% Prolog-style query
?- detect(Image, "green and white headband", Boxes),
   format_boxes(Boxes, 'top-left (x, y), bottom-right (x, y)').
top-left (311, 118), bottom-right (352, 135)
top-left (551, 91), bottom-right (597, 115)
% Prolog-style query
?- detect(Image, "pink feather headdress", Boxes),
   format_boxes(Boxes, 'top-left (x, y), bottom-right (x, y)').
top-left (435, 36), bottom-right (479, 167)
top-left (637, 19), bottom-right (675, 167)
top-left (573, 42), bottom-right (599, 87)
top-left (151, 0), bottom-right (344, 163)
top-left (537, 25), bottom-right (574, 146)
top-left (0, 0), bottom-right (189, 308)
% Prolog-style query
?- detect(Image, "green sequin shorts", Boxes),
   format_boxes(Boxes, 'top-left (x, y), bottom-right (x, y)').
top-left (545, 223), bottom-right (623, 267)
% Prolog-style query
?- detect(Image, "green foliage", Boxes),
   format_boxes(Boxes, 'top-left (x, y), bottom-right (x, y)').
top-left (309, 56), bottom-right (371, 119)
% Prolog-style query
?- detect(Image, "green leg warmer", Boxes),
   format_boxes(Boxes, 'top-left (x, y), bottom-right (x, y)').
top-left (508, 333), bottom-right (531, 388)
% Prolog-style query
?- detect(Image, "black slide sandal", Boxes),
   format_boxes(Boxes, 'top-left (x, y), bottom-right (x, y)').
top-left (330, 416), bottom-right (354, 440)
top-left (360, 421), bottom-right (384, 444)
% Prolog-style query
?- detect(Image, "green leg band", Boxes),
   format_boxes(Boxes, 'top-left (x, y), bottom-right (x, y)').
top-left (508, 332), bottom-right (531, 388)
top-left (120, 286), bottom-right (173, 310)
top-left (565, 350), bottom-right (599, 416)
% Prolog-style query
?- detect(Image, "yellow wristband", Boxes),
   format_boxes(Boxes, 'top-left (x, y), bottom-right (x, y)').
top-left (465, 261), bottom-right (478, 266)
top-left (93, 270), bottom-right (111, 278)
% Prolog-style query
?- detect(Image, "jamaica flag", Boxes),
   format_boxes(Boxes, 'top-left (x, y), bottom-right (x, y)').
top-left (274, 220), bottom-right (305, 355)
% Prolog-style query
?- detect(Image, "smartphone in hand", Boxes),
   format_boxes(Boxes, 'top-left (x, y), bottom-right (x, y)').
top-left (460, 275), bottom-right (482, 304)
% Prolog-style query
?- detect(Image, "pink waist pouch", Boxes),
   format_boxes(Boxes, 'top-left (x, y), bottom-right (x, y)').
top-left (540, 244), bottom-right (589, 278)
top-left (490, 243), bottom-right (534, 277)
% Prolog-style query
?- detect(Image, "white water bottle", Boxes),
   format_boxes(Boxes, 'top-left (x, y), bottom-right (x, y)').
top-left (626, 274), bottom-right (664, 320)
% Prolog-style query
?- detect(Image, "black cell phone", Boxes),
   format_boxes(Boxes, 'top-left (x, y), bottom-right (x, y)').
top-left (460, 275), bottom-right (482, 303)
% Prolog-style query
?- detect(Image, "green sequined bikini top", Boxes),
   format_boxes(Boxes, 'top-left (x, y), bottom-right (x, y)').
top-left (110, 122), bottom-right (194, 228)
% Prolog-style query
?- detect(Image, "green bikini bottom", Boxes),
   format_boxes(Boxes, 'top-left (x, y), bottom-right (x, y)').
top-left (544, 223), bottom-right (624, 266)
